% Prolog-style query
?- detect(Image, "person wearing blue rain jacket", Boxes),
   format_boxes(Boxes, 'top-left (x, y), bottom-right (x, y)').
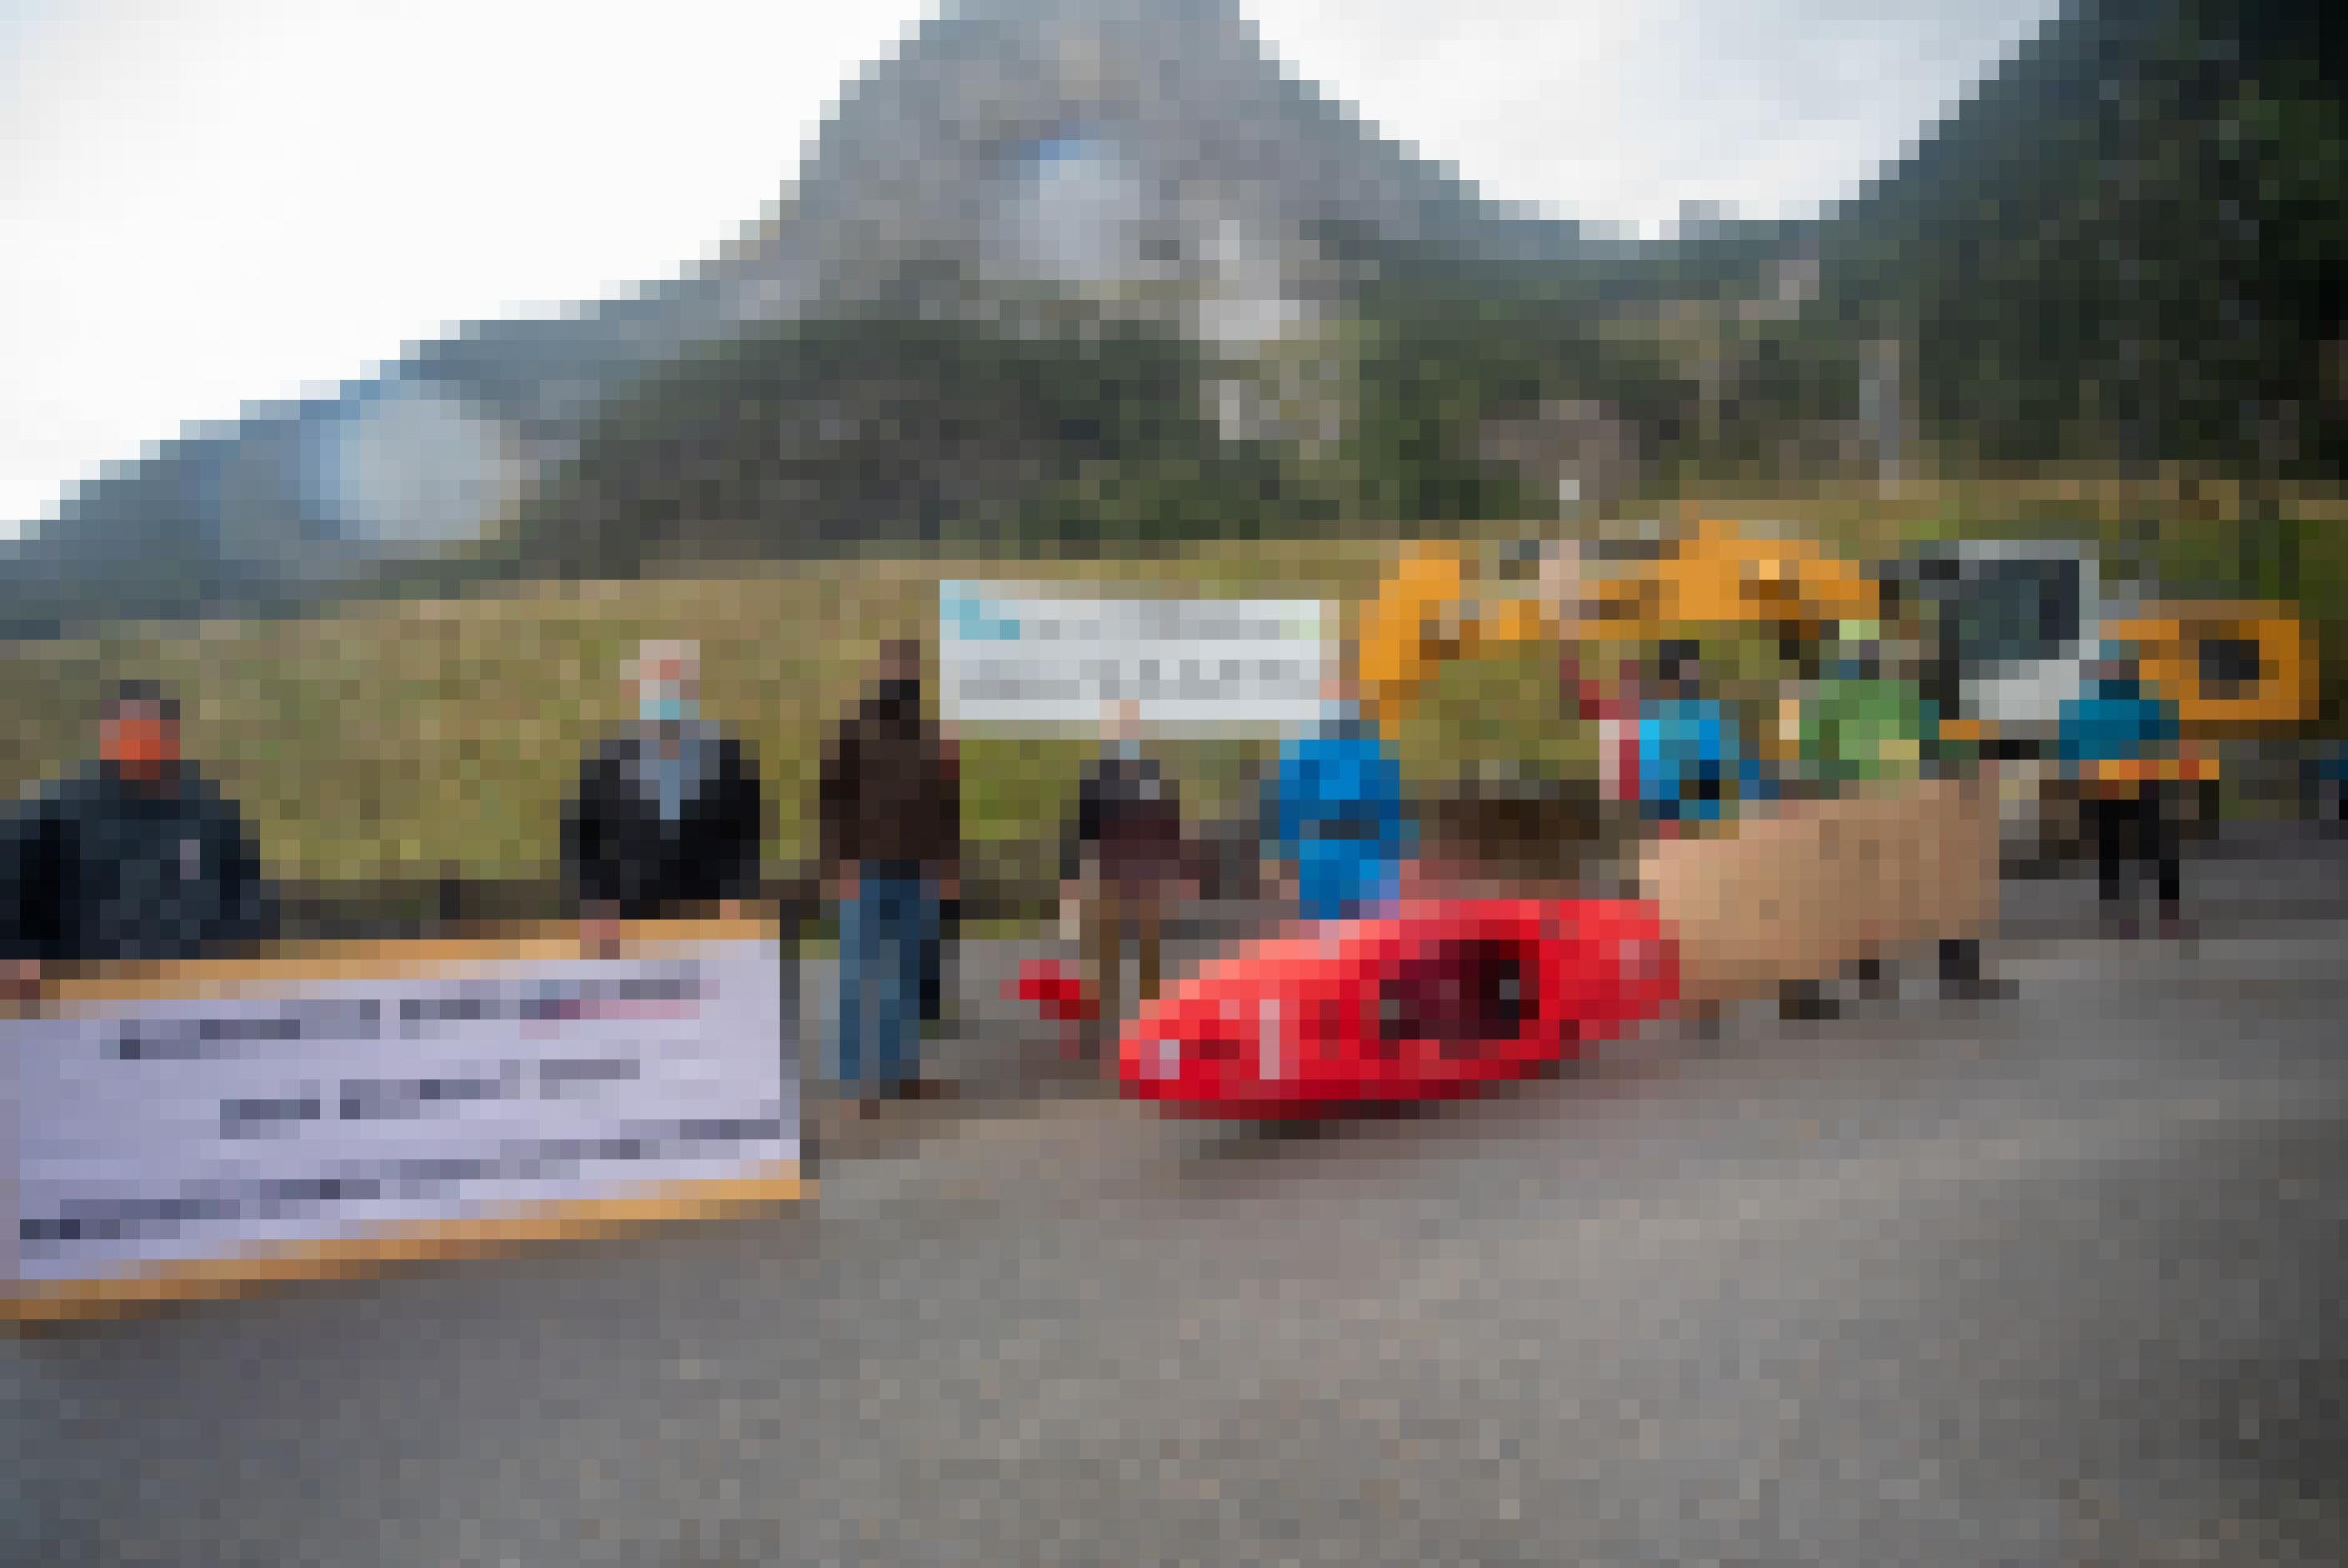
top-left (1635, 643), bottom-right (1773, 826)
top-left (2058, 650), bottom-right (2185, 928)
top-left (1635, 698), bottom-right (1763, 824)
top-left (2054, 663), bottom-right (2181, 767)
top-left (1262, 680), bottom-right (1417, 924)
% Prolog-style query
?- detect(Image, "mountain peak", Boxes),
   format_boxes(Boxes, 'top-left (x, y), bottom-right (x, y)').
top-left (7, 0), bottom-right (1570, 629)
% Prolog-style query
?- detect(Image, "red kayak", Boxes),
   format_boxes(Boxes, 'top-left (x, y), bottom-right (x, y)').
top-left (1115, 898), bottom-right (1679, 1118)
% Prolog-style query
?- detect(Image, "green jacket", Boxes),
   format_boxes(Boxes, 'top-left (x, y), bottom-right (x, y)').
top-left (1795, 676), bottom-right (1935, 789)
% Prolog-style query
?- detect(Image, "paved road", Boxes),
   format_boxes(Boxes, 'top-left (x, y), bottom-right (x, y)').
top-left (8, 840), bottom-right (2348, 1566)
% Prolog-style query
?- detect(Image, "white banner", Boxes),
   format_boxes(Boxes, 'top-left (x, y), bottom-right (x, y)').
top-left (6, 935), bottom-right (794, 1289)
top-left (940, 581), bottom-right (1332, 730)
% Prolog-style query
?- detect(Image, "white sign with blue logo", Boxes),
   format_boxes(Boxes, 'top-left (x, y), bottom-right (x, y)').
top-left (940, 581), bottom-right (1331, 730)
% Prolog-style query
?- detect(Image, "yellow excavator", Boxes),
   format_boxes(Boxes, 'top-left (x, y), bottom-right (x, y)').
top-left (1358, 521), bottom-right (2321, 850)
top-left (2100, 601), bottom-right (2318, 736)
top-left (1358, 520), bottom-right (1883, 736)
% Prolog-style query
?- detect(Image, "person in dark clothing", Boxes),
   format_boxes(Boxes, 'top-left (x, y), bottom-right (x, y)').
top-left (920, 726), bottom-right (963, 1031)
top-left (1060, 700), bottom-right (1191, 1056)
top-left (1, 682), bottom-right (274, 980)
top-left (2089, 781), bottom-right (2182, 923)
top-left (2310, 739), bottom-right (2348, 826)
top-left (2058, 651), bottom-right (2186, 937)
top-left (817, 638), bottom-right (961, 1114)
top-left (920, 894), bottom-right (948, 1025)
top-left (561, 639), bottom-right (768, 924)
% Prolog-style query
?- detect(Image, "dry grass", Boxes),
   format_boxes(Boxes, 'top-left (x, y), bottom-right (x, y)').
top-left (0, 539), bottom-right (1400, 884)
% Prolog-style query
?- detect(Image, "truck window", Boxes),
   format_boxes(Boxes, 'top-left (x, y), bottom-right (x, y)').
top-left (1947, 557), bottom-right (2082, 674)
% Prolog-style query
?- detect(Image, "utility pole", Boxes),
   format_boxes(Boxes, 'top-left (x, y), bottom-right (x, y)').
top-left (1859, 336), bottom-right (1906, 495)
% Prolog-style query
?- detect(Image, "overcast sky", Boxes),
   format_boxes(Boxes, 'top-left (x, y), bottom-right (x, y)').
top-left (0, 0), bottom-right (2062, 537)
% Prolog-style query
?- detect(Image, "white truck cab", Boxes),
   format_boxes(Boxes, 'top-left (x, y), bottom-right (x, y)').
top-left (1883, 539), bottom-right (2106, 868)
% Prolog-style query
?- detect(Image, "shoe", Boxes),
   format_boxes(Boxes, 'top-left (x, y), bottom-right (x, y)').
top-left (1779, 981), bottom-right (1838, 1023)
top-left (893, 1076), bottom-right (956, 1103)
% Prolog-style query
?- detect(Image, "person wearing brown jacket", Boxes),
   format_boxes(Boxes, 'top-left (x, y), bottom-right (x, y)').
top-left (817, 639), bottom-right (961, 1113)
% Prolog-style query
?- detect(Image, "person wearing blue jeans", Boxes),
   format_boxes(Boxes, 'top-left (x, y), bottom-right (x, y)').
top-left (837, 862), bottom-right (938, 1091)
top-left (818, 639), bottom-right (962, 1118)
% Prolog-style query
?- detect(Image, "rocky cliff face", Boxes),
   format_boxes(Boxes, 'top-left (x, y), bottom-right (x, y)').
top-left (9, 0), bottom-right (1586, 632)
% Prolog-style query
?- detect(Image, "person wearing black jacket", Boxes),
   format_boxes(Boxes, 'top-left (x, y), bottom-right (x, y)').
top-left (1060, 700), bottom-right (1191, 1055)
top-left (2, 682), bottom-right (274, 979)
top-left (561, 640), bottom-right (767, 924)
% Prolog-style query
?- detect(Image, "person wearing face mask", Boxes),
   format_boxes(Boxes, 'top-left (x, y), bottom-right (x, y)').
top-left (2, 681), bottom-right (275, 984)
top-left (561, 639), bottom-right (769, 926)
top-left (1260, 671), bottom-right (1417, 925)
top-left (816, 638), bottom-right (962, 1115)
top-left (1060, 698), bottom-right (1192, 1057)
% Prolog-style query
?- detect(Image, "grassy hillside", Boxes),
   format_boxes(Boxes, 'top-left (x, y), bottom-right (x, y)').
top-left (0, 540), bottom-right (1401, 887)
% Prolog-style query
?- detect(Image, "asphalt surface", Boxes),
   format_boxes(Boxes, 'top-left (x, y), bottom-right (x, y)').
top-left (7, 832), bottom-right (2348, 1566)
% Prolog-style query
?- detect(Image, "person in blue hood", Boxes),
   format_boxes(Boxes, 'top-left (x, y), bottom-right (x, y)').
top-left (1261, 675), bottom-right (1416, 924)
top-left (1635, 641), bottom-right (1774, 828)
top-left (2057, 649), bottom-right (2184, 932)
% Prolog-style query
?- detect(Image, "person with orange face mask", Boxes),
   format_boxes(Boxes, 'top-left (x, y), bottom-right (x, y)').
top-left (2, 681), bottom-right (274, 982)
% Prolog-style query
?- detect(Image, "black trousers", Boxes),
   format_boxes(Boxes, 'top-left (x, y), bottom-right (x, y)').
top-left (2086, 784), bottom-right (2180, 910)
top-left (920, 897), bottom-right (956, 1022)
